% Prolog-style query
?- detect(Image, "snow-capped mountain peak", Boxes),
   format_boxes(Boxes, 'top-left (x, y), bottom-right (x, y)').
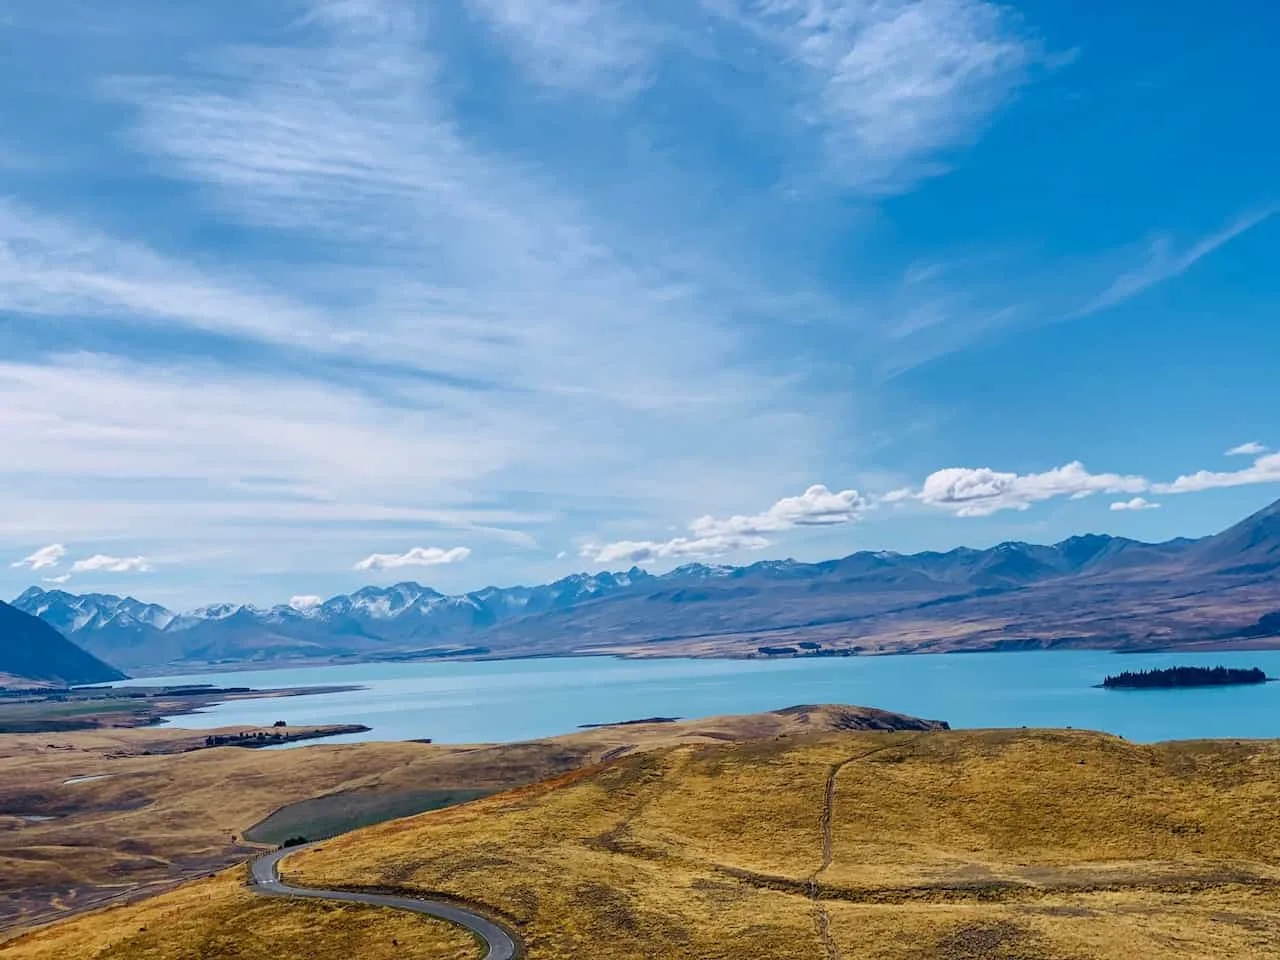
top-left (190, 602), bottom-right (246, 621)
top-left (10, 566), bottom-right (673, 670)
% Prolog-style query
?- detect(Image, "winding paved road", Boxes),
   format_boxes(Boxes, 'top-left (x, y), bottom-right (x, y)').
top-left (250, 845), bottom-right (519, 960)
top-left (249, 733), bottom-right (928, 960)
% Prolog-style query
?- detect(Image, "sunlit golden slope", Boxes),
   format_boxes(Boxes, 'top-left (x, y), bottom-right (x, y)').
top-left (1, 870), bottom-right (476, 960)
top-left (0, 704), bottom-right (931, 931)
top-left (284, 728), bottom-right (1280, 960)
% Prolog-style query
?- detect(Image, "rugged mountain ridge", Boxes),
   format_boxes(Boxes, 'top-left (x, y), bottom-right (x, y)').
top-left (12, 498), bottom-right (1280, 670)
top-left (13, 569), bottom-right (654, 671)
top-left (0, 600), bottom-right (127, 686)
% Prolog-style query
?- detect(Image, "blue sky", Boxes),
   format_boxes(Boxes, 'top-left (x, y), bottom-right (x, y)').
top-left (1, 0), bottom-right (1277, 608)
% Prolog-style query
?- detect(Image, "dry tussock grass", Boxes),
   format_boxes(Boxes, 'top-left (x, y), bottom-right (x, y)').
top-left (1, 870), bottom-right (477, 960)
top-left (0, 704), bottom-right (904, 931)
top-left (287, 728), bottom-right (1280, 959)
top-left (825, 730), bottom-right (1280, 890)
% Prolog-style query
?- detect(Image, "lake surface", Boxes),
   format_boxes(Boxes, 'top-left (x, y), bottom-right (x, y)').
top-left (118, 649), bottom-right (1280, 746)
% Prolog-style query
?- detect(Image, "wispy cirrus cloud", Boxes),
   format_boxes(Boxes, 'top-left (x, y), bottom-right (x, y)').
top-left (0, 0), bottom-right (808, 594)
top-left (0, 350), bottom-right (547, 582)
top-left (354, 546), bottom-right (472, 571)
top-left (1227, 441), bottom-right (1268, 457)
top-left (0, 199), bottom-right (333, 352)
top-left (701, 0), bottom-right (1037, 192)
top-left (94, 0), bottom-right (795, 452)
top-left (465, 0), bottom-right (657, 96)
top-left (0, 354), bottom-right (528, 493)
top-left (100, 1), bottom-right (742, 406)
top-left (1, 0), bottom-right (1272, 604)
top-left (460, 0), bottom-right (1040, 193)
top-left (872, 210), bottom-right (1276, 380)
top-left (1070, 209), bottom-right (1276, 320)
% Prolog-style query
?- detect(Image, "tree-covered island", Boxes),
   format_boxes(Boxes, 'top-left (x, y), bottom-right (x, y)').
top-left (1101, 666), bottom-right (1270, 689)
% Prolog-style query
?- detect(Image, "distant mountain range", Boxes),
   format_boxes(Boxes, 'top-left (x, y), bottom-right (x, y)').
top-left (12, 569), bottom-right (652, 672)
top-left (0, 600), bottom-right (127, 687)
top-left (12, 498), bottom-right (1280, 673)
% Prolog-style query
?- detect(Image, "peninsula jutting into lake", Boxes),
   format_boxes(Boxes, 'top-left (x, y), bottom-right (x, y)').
top-left (1101, 666), bottom-right (1270, 690)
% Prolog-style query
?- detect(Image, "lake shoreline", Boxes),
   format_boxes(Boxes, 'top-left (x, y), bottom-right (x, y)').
top-left (0, 684), bottom-right (362, 734)
top-left (98, 630), bottom-right (1280, 683)
top-left (107, 648), bottom-right (1280, 747)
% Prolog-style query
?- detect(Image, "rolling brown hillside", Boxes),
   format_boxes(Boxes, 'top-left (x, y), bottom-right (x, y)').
top-left (0, 704), bottom-right (936, 933)
top-left (281, 727), bottom-right (1280, 960)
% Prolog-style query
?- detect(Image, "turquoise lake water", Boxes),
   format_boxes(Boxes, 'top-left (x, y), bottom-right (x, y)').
top-left (119, 649), bottom-right (1280, 746)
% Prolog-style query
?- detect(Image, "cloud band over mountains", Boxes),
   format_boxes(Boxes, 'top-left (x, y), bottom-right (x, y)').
top-left (585, 446), bottom-right (1280, 564)
top-left (0, 1), bottom-right (1273, 605)
top-left (13, 445), bottom-right (1279, 576)
top-left (9, 544), bottom-right (153, 583)
top-left (354, 546), bottom-right (472, 571)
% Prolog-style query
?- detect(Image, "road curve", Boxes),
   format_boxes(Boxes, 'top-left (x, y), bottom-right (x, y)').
top-left (250, 845), bottom-right (519, 960)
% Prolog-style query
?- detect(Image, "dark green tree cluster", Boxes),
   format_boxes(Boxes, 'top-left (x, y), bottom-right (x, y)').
top-left (1102, 666), bottom-right (1268, 689)
top-left (203, 730), bottom-right (291, 747)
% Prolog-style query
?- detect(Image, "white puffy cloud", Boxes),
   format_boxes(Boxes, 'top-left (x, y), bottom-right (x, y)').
top-left (42, 574), bottom-right (72, 585)
top-left (583, 485), bottom-right (867, 564)
top-left (70, 554), bottom-right (154, 573)
top-left (907, 451), bottom-right (1280, 513)
top-left (288, 594), bottom-right (324, 611)
top-left (690, 485), bottom-right (870, 538)
top-left (913, 461), bottom-right (1149, 517)
top-left (354, 546), bottom-right (472, 571)
top-left (10, 543), bottom-right (67, 570)
top-left (584, 532), bottom-right (770, 565)
top-left (1226, 441), bottom-right (1267, 457)
top-left (1155, 452), bottom-right (1280, 495)
top-left (583, 444), bottom-right (1280, 570)
top-left (1110, 497), bottom-right (1160, 512)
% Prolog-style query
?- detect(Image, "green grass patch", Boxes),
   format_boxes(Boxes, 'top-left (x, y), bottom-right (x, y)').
top-left (244, 787), bottom-right (494, 846)
top-left (0, 698), bottom-right (155, 732)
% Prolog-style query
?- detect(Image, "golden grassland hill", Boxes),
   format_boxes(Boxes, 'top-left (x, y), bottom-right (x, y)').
top-left (0, 704), bottom-right (929, 933)
top-left (1, 870), bottom-right (476, 960)
top-left (281, 727), bottom-right (1280, 960)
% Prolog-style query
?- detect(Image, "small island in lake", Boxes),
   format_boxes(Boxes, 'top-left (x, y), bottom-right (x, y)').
top-left (1101, 666), bottom-right (1271, 689)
